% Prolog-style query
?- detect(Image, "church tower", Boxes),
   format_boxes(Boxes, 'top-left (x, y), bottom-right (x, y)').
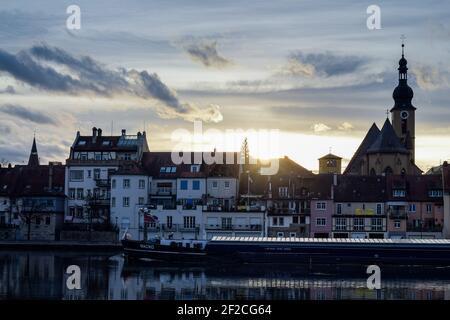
top-left (390, 42), bottom-right (416, 162)
top-left (28, 136), bottom-right (40, 166)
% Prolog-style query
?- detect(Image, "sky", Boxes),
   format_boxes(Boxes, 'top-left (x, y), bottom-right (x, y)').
top-left (0, 0), bottom-right (450, 172)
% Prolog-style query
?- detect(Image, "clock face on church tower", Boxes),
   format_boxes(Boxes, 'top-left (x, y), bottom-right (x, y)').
top-left (400, 110), bottom-right (409, 119)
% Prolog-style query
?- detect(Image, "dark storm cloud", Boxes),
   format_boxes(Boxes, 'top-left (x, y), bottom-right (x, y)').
top-left (0, 44), bottom-right (222, 122)
top-left (0, 104), bottom-right (57, 125)
top-left (282, 51), bottom-right (369, 77)
top-left (184, 40), bottom-right (231, 68)
top-left (0, 85), bottom-right (15, 94)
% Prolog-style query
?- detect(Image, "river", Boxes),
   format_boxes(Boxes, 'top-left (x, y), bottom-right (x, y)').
top-left (1, 250), bottom-right (450, 300)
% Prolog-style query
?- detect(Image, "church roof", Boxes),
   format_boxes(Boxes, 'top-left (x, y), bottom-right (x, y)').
top-left (319, 153), bottom-right (342, 160)
top-left (366, 118), bottom-right (409, 154)
top-left (343, 123), bottom-right (380, 174)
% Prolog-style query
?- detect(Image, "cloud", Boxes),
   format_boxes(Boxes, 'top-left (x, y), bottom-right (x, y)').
top-left (338, 122), bottom-right (354, 131)
top-left (279, 51), bottom-right (368, 77)
top-left (412, 65), bottom-right (450, 91)
top-left (183, 40), bottom-right (232, 68)
top-left (0, 85), bottom-right (15, 94)
top-left (0, 44), bottom-right (222, 122)
top-left (0, 104), bottom-right (57, 125)
top-left (312, 123), bottom-right (331, 133)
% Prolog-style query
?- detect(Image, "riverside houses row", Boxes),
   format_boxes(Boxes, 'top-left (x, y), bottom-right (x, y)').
top-left (1, 128), bottom-right (450, 241)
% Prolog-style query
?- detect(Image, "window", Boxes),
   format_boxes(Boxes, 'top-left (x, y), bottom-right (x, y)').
top-left (293, 216), bottom-right (299, 224)
top-left (394, 220), bottom-right (401, 229)
top-left (69, 170), bottom-right (84, 181)
top-left (93, 169), bottom-right (100, 180)
top-left (426, 204), bottom-right (432, 213)
top-left (212, 181), bottom-right (218, 188)
top-left (393, 189), bottom-right (406, 197)
top-left (76, 207), bottom-right (83, 218)
top-left (336, 203), bottom-right (342, 215)
top-left (45, 217), bottom-right (51, 225)
top-left (167, 216), bottom-right (173, 228)
top-left (408, 204), bottom-right (416, 212)
top-left (183, 216), bottom-right (196, 229)
top-left (112, 179), bottom-right (116, 189)
top-left (121, 217), bottom-right (130, 229)
top-left (277, 232), bottom-right (284, 238)
top-left (76, 188), bottom-right (84, 200)
top-left (272, 217), bottom-right (278, 226)
top-left (224, 181), bottom-right (230, 188)
top-left (138, 197), bottom-right (144, 205)
top-left (77, 140), bottom-right (86, 146)
top-left (316, 218), bottom-right (326, 226)
top-left (353, 218), bottom-right (364, 231)
top-left (87, 170), bottom-right (91, 178)
top-left (190, 165), bottom-right (200, 173)
top-left (279, 217), bottom-right (284, 226)
top-left (429, 190), bottom-right (443, 197)
top-left (123, 179), bottom-right (130, 189)
top-left (110, 197), bottom-right (115, 207)
top-left (35, 216), bottom-right (41, 225)
top-left (192, 180), bottom-right (200, 190)
top-left (371, 218), bottom-right (383, 231)
top-left (335, 218), bottom-right (346, 231)
top-left (316, 202), bottom-right (326, 210)
top-left (376, 203), bottom-right (382, 215)
top-left (123, 197), bottom-right (129, 207)
top-left (69, 207), bottom-right (75, 217)
top-left (221, 217), bottom-right (232, 230)
top-left (279, 187), bottom-right (288, 197)
top-left (139, 179), bottom-right (145, 189)
top-left (69, 188), bottom-right (76, 199)
top-left (124, 153), bottom-right (131, 161)
top-left (180, 180), bottom-right (188, 190)
top-left (290, 232), bottom-right (297, 237)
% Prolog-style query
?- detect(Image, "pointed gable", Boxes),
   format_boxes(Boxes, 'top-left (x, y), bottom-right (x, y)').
top-left (343, 123), bottom-right (380, 175)
top-left (367, 118), bottom-right (408, 154)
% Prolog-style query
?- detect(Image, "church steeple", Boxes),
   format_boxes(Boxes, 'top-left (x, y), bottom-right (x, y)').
top-left (391, 41), bottom-right (415, 111)
top-left (390, 40), bottom-right (416, 163)
top-left (28, 136), bottom-right (40, 166)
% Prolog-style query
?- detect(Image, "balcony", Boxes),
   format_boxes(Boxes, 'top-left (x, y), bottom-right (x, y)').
top-left (161, 224), bottom-right (178, 232)
top-left (267, 207), bottom-right (297, 215)
top-left (87, 197), bottom-right (110, 206)
top-left (389, 209), bottom-right (407, 219)
top-left (407, 224), bottom-right (442, 233)
top-left (178, 224), bottom-right (200, 232)
top-left (205, 224), bottom-right (262, 231)
top-left (0, 223), bottom-right (19, 229)
top-left (95, 178), bottom-right (111, 188)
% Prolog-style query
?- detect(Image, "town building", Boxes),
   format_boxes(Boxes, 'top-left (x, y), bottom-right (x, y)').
top-left (318, 153), bottom-right (342, 174)
top-left (64, 127), bottom-right (149, 227)
top-left (0, 138), bottom-right (66, 240)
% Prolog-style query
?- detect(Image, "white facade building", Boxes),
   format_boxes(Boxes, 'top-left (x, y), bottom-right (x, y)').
top-left (65, 127), bottom-right (149, 224)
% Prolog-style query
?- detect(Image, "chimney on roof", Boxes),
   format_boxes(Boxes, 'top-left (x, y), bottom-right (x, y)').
top-left (49, 162), bottom-right (54, 190)
top-left (121, 129), bottom-right (126, 136)
top-left (97, 128), bottom-right (102, 137)
top-left (8, 163), bottom-right (12, 169)
top-left (92, 127), bottom-right (98, 142)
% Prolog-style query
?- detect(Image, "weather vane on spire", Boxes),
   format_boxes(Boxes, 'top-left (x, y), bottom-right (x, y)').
top-left (400, 34), bottom-right (406, 56)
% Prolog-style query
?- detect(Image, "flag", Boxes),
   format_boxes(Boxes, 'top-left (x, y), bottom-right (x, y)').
top-left (144, 213), bottom-right (158, 223)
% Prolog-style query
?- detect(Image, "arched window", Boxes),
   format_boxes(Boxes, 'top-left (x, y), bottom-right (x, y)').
top-left (384, 166), bottom-right (393, 175)
top-left (370, 168), bottom-right (376, 176)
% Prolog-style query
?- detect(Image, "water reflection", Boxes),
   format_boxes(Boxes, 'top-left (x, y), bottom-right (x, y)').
top-left (1, 250), bottom-right (450, 300)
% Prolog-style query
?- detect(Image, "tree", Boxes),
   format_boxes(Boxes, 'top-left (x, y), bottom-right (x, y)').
top-left (19, 199), bottom-right (46, 241)
top-left (241, 137), bottom-right (250, 168)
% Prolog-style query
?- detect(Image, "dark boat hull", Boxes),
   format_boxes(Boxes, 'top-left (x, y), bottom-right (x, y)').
top-left (122, 238), bottom-right (450, 266)
top-left (121, 240), bottom-right (207, 263)
top-left (206, 241), bottom-right (450, 265)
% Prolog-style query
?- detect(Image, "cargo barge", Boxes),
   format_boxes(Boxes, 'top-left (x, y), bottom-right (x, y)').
top-left (121, 236), bottom-right (450, 265)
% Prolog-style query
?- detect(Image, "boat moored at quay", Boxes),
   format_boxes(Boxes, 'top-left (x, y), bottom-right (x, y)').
top-left (122, 236), bottom-right (450, 265)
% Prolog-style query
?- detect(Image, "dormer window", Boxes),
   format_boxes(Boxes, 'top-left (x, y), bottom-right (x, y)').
top-left (102, 141), bottom-right (110, 146)
top-left (78, 141), bottom-right (86, 146)
top-left (393, 189), bottom-right (406, 197)
top-left (191, 165), bottom-right (200, 173)
top-left (429, 190), bottom-right (443, 197)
